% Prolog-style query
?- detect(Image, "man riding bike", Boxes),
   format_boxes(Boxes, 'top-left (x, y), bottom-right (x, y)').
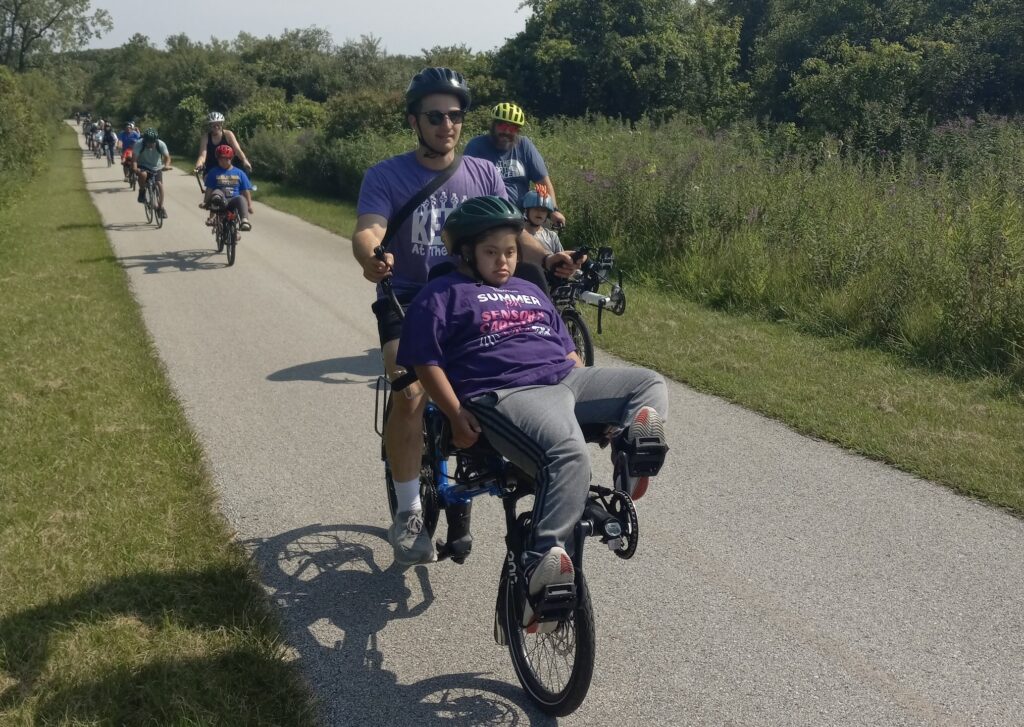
top-left (396, 195), bottom-right (668, 628)
top-left (132, 128), bottom-right (172, 219)
top-left (464, 103), bottom-right (567, 228)
top-left (352, 67), bottom-right (583, 565)
top-left (101, 123), bottom-right (118, 164)
top-left (201, 144), bottom-right (254, 235)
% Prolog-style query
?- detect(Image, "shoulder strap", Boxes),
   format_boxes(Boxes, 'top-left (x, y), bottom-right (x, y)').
top-left (379, 155), bottom-right (462, 252)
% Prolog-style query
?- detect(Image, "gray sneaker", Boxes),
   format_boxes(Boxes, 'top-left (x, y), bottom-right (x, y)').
top-left (389, 509), bottom-right (434, 565)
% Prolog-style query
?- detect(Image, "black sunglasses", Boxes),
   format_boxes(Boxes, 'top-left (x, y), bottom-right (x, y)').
top-left (421, 109), bottom-right (465, 126)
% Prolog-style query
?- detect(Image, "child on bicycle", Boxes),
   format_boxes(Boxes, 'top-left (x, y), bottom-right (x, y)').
top-left (396, 195), bottom-right (668, 630)
top-left (519, 184), bottom-right (562, 255)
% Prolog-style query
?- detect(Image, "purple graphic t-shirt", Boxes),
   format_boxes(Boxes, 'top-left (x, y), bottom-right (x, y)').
top-left (397, 272), bottom-right (577, 402)
top-left (357, 152), bottom-right (507, 299)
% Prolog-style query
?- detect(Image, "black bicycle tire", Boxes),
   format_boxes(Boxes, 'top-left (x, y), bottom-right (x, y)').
top-left (561, 308), bottom-right (595, 367)
top-left (226, 221), bottom-right (236, 265)
top-left (155, 192), bottom-right (163, 229)
top-left (143, 187), bottom-right (154, 224)
top-left (503, 569), bottom-right (595, 716)
top-left (215, 221), bottom-right (225, 253)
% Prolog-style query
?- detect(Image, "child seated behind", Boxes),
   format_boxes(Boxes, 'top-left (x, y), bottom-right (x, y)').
top-left (520, 184), bottom-right (562, 255)
top-left (397, 196), bottom-right (669, 631)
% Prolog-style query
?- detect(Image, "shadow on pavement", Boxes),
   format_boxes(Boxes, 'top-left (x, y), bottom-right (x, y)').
top-left (116, 249), bottom-right (224, 273)
top-left (267, 350), bottom-right (383, 384)
top-left (246, 523), bottom-right (554, 726)
top-left (104, 221), bottom-right (155, 231)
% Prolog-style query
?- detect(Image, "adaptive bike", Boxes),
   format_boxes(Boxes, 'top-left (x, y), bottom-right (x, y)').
top-left (195, 170), bottom-right (241, 266)
top-left (372, 249), bottom-right (663, 716)
top-left (550, 246), bottom-right (626, 367)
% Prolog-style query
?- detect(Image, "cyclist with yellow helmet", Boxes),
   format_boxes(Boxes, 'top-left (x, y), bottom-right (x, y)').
top-left (464, 102), bottom-right (567, 228)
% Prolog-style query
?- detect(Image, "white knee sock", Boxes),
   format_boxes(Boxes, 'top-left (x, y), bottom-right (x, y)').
top-left (394, 478), bottom-right (421, 513)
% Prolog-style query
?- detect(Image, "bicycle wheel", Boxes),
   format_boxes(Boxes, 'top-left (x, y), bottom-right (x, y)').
top-left (215, 221), bottom-right (225, 253)
top-left (129, 171), bottom-right (136, 191)
top-left (561, 309), bottom-right (594, 367)
top-left (143, 187), bottom-right (154, 224)
top-left (502, 567), bottom-right (596, 716)
top-left (225, 222), bottom-right (236, 265)
top-left (154, 192), bottom-right (163, 229)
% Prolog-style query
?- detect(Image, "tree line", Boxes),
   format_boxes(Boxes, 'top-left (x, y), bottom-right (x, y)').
top-left (16, 0), bottom-right (1011, 156)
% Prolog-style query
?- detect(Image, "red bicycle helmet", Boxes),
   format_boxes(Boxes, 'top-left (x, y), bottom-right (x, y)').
top-left (215, 144), bottom-right (235, 158)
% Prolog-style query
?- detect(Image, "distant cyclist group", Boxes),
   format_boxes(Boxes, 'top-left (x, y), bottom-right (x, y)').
top-left (78, 111), bottom-right (255, 240)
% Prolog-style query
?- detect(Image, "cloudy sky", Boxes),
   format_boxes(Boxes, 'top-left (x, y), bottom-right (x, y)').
top-left (89, 0), bottom-right (529, 55)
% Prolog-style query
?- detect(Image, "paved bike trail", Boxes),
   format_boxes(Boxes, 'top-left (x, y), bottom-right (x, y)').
top-left (75, 125), bottom-right (1024, 726)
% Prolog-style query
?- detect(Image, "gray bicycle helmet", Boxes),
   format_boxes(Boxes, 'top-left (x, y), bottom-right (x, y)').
top-left (207, 111), bottom-right (225, 124)
top-left (405, 67), bottom-right (471, 114)
top-left (442, 196), bottom-right (524, 257)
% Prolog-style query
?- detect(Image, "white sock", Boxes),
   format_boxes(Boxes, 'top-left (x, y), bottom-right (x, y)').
top-left (394, 478), bottom-right (421, 513)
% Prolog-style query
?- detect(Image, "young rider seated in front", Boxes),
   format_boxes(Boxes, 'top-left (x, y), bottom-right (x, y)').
top-left (201, 144), bottom-right (254, 234)
top-left (396, 195), bottom-right (669, 632)
top-left (519, 183), bottom-right (562, 255)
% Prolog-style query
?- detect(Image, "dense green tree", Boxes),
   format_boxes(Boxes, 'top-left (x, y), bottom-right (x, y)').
top-left (494, 0), bottom-right (746, 122)
top-left (0, 0), bottom-right (111, 71)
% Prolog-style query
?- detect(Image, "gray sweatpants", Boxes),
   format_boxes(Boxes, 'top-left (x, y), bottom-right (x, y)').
top-left (465, 367), bottom-right (669, 564)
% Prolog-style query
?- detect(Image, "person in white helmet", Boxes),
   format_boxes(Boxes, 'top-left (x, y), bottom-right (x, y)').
top-left (193, 111), bottom-right (251, 175)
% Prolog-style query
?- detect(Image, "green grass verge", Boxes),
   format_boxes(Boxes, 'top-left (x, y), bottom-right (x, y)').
top-left (582, 283), bottom-right (1024, 513)
top-left (0, 128), bottom-right (316, 723)
top-left (254, 180), bottom-right (1023, 515)
top-left (257, 180), bottom-right (358, 237)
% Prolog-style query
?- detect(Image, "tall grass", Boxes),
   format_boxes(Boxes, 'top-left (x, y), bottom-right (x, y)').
top-left (247, 114), bottom-right (1024, 380)
top-left (536, 116), bottom-right (1024, 380)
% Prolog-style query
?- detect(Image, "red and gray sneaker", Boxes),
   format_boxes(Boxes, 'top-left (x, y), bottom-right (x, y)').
top-left (522, 546), bottom-right (575, 634)
top-left (613, 406), bottom-right (666, 500)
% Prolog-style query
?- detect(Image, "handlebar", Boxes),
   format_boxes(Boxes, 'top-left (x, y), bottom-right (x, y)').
top-left (373, 246), bottom-right (405, 321)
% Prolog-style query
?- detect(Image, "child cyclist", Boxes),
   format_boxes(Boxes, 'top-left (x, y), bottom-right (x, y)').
top-left (396, 195), bottom-right (668, 629)
top-left (519, 183), bottom-right (562, 255)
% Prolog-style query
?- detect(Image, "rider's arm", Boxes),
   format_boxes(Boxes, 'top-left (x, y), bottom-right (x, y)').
top-left (352, 213), bottom-right (392, 283)
top-left (518, 229), bottom-right (579, 277)
top-left (195, 135), bottom-right (207, 169)
top-left (224, 130), bottom-right (251, 169)
top-left (243, 189), bottom-right (253, 212)
top-left (415, 364), bottom-right (481, 448)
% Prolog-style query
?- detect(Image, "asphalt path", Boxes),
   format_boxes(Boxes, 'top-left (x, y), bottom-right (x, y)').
top-left (74, 125), bottom-right (1024, 726)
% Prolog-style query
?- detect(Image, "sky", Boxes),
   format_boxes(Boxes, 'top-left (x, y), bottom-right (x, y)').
top-left (89, 0), bottom-right (529, 55)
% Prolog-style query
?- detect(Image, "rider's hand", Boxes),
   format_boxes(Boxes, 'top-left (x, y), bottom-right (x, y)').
top-left (362, 250), bottom-right (394, 283)
top-left (242, 160), bottom-right (253, 173)
top-left (552, 210), bottom-right (567, 228)
top-left (451, 407), bottom-right (481, 449)
top-left (546, 250), bottom-right (585, 279)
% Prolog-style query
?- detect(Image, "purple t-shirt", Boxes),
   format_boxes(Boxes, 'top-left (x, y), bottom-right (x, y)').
top-left (397, 272), bottom-right (577, 402)
top-left (357, 152), bottom-right (507, 299)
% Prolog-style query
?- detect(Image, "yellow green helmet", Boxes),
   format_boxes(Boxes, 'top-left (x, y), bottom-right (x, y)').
top-left (492, 102), bottom-right (526, 126)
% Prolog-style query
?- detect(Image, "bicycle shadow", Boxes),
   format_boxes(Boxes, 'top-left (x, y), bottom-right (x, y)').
top-left (116, 249), bottom-right (225, 273)
top-left (267, 350), bottom-right (383, 384)
top-left (246, 523), bottom-right (555, 726)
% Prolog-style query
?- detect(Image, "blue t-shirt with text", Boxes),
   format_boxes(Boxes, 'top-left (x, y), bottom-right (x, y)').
top-left (204, 165), bottom-right (253, 198)
top-left (463, 134), bottom-right (549, 207)
top-left (357, 153), bottom-right (506, 299)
